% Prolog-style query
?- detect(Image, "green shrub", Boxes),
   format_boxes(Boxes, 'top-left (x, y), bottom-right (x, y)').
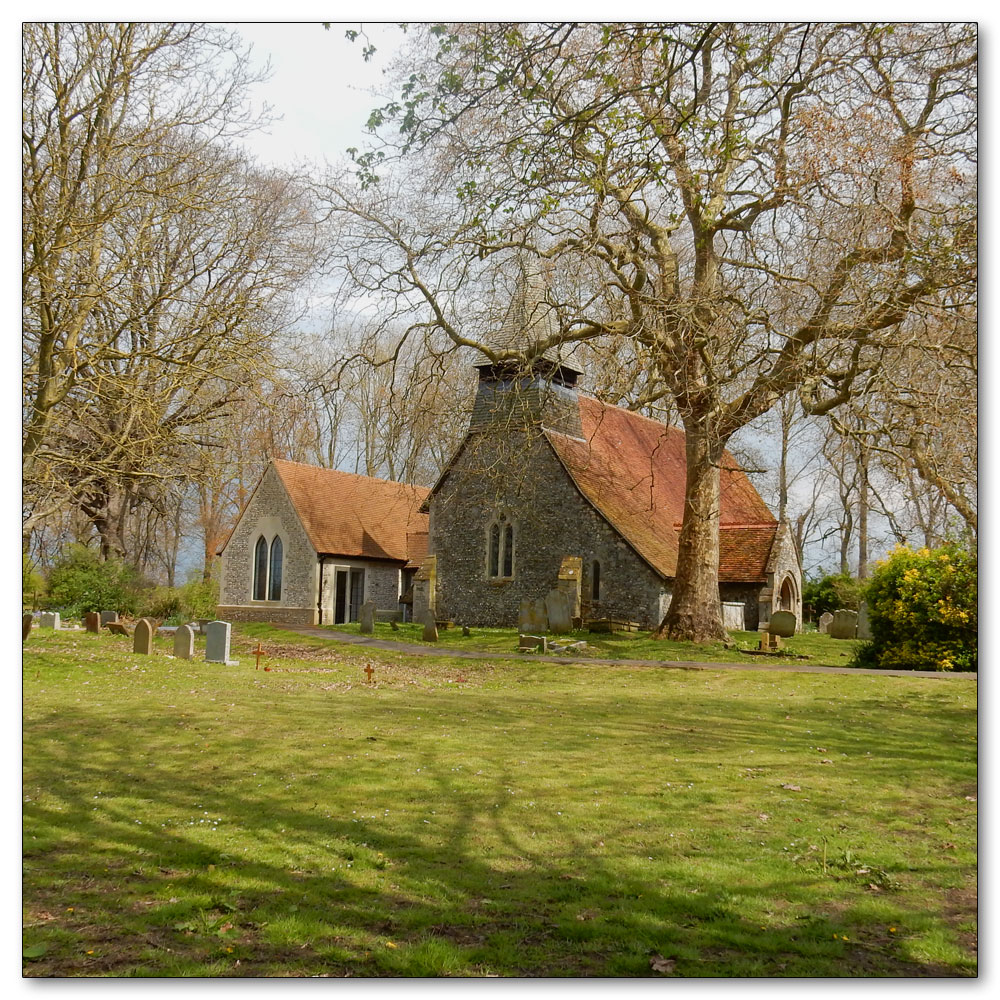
top-left (803, 572), bottom-right (862, 617)
top-left (139, 586), bottom-right (183, 623)
top-left (178, 577), bottom-right (219, 619)
top-left (44, 545), bottom-right (142, 619)
top-left (852, 544), bottom-right (977, 672)
top-left (23, 554), bottom-right (46, 611)
top-left (137, 578), bottom-right (219, 624)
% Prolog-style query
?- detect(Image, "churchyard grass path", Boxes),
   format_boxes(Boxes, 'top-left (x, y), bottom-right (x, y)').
top-left (271, 623), bottom-right (976, 681)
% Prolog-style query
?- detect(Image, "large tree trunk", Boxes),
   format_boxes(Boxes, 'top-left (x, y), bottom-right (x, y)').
top-left (654, 421), bottom-right (727, 642)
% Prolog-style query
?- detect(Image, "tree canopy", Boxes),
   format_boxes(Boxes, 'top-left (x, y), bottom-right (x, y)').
top-left (325, 21), bottom-right (977, 639)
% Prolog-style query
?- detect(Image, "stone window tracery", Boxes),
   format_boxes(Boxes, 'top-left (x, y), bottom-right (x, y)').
top-left (253, 532), bottom-right (284, 602)
top-left (487, 515), bottom-right (515, 579)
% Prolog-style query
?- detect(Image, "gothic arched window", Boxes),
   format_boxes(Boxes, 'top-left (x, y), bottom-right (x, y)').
top-left (487, 516), bottom-right (515, 579)
top-left (592, 560), bottom-right (601, 602)
top-left (268, 536), bottom-right (283, 601)
top-left (502, 523), bottom-right (514, 577)
top-left (253, 535), bottom-right (268, 600)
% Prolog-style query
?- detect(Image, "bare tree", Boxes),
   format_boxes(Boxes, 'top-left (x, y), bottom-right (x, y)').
top-left (23, 22), bottom-right (319, 557)
top-left (325, 22), bottom-right (976, 639)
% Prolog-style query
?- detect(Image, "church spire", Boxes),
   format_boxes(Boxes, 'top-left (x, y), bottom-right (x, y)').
top-left (476, 255), bottom-right (582, 387)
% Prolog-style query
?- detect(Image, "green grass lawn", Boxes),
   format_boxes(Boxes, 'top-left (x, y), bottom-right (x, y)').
top-left (323, 620), bottom-right (866, 666)
top-left (23, 626), bottom-right (977, 977)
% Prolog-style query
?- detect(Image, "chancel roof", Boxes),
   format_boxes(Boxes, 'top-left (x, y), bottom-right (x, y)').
top-left (272, 460), bottom-right (430, 563)
top-left (544, 395), bottom-right (778, 582)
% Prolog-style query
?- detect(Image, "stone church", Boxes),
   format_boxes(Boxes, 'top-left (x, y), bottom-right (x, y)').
top-left (217, 284), bottom-right (801, 632)
top-left (412, 351), bottom-right (800, 631)
top-left (217, 461), bottom-right (429, 625)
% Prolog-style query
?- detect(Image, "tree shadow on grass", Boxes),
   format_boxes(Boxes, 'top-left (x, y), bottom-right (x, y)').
top-left (22, 680), bottom-right (975, 978)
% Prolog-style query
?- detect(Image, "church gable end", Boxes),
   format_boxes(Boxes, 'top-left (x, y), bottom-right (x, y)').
top-left (218, 463), bottom-right (319, 625)
top-left (429, 426), bottom-right (670, 628)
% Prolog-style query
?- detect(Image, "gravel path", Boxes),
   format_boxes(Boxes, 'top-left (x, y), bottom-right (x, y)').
top-left (267, 623), bottom-right (976, 680)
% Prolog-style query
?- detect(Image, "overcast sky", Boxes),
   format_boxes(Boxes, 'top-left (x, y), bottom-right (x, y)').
top-left (233, 21), bottom-right (404, 169)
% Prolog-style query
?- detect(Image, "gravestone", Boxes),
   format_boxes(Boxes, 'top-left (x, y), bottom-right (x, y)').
top-left (721, 602), bottom-right (746, 630)
top-left (829, 609), bottom-right (858, 640)
top-left (133, 618), bottom-right (154, 655)
top-left (759, 631), bottom-right (782, 651)
top-left (359, 600), bottom-right (376, 634)
top-left (23, 614), bottom-right (32, 642)
top-left (817, 611), bottom-right (834, 634)
top-left (768, 610), bottom-right (797, 638)
top-left (106, 621), bottom-right (130, 638)
top-left (205, 621), bottom-right (232, 663)
top-left (419, 608), bottom-right (438, 642)
top-left (462, 625), bottom-right (470, 637)
top-left (518, 597), bottom-right (548, 633)
top-left (544, 589), bottom-right (572, 635)
top-left (412, 555), bottom-right (437, 622)
top-left (197, 619), bottom-right (211, 634)
top-left (857, 602), bottom-right (872, 640)
top-left (84, 612), bottom-right (100, 634)
top-left (173, 623), bottom-right (195, 660)
top-left (39, 612), bottom-right (60, 630)
top-left (557, 556), bottom-right (583, 618)
top-left (389, 619), bottom-right (399, 631)
top-left (100, 611), bottom-right (119, 626)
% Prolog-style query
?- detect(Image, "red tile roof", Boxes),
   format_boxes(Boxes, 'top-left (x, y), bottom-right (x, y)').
top-left (718, 525), bottom-right (778, 583)
top-left (544, 395), bottom-right (777, 581)
top-left (272, 460), bottom-right (429, 563)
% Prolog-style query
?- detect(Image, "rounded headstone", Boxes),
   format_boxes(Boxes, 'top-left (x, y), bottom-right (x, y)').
top-left (768, 610), bottom-right (797, 638)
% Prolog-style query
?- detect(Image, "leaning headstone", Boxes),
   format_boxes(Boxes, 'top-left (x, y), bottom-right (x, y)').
top-left (106, 621), bottom-right (130, 638)
top-left (39, 612), bottom-right (60, 630)
top-left (518, 598), bottom-right (548, 633)
top-left (84, 612), bottom-right (100, 634)
top-left (856, 602), bottom-right (872, 640)
top-left (768, 610), bottom-right (797, 638)
top-left (173, 623), bottom-right (195, 660)
top-left (133, 618), bottom-right (154, 655)
top-left (359, 599), bottom-right (376, 634)
top-left (204, 621), bottom-right (232, 663)
top-left (100, 611), bottom-right (119, 626)
top-left (818, 611), bottom-right (834, 634)
top-left (419, 608), bottom-right (438, 642)
top-left (544, 589), bottom-right (572, 635)
top-left (829, 609), bottom-right (858, 640)
top-left (23, 614), bottom-right (32, 642)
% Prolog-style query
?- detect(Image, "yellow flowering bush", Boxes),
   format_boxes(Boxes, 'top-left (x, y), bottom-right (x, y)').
top-left (853, 544), bottom-right (977, 671)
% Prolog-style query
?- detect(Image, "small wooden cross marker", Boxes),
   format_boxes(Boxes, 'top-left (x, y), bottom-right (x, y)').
top-left (252, 642), bottom-right (268, 670)
top-left (364, 663), bottom-right (375, 684)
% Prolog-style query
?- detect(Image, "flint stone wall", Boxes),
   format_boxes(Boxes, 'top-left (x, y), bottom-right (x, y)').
top-left (430, 427), bottom-right (671, 628)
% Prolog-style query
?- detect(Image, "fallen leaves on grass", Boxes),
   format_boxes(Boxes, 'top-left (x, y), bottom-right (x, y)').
top-left (781, 783), bottom-right (802, 791)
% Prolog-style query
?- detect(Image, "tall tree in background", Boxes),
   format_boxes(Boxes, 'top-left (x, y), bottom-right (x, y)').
top-left (328, 21), bottom-right (977, 639)
top-left (23, 22), bottom-right (318, 557)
